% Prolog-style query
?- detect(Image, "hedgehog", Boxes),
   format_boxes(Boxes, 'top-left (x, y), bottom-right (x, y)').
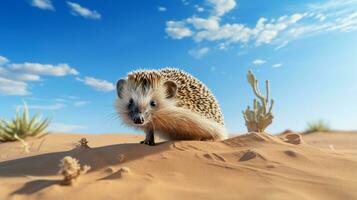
top-left (115, 68), bottom-right (227, 146)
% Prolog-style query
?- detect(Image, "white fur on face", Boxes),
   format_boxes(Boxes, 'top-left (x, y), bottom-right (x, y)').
top-left (115, 82), bottom-right (176, 129)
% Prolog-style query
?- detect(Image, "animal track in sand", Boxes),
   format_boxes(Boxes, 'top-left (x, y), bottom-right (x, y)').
top-left (99, 167), bottom-right (131, 180)
top-left (171, 142), bottom-right (206, 152)
top-left (202, 153), bottom-right (226, 162)
top-left (284, 150), bottom-right (298, 158)
top-left (171, 143), bottom-right (186, 151)
top-left (238, 150), bottom-right (267, 162)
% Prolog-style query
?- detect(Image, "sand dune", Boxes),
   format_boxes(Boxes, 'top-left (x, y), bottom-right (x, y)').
top-left (1, 132), bottom-right (357, 200)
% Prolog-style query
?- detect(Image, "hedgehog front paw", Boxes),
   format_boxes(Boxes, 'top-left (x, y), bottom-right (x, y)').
top-left (140, 140), bottom-right (155, 146)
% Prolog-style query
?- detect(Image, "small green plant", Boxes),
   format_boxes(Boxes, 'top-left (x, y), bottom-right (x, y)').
top-left (304, 120), bottom-right (330, 134)
top-left (0, 103), bottom-right (50, 152)
top-left (242, 70), bottom-right (274, 133)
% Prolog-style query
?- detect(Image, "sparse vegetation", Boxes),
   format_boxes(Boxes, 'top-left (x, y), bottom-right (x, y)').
top-left (58, 156), bottom-right (91, 185)
top-left (243, 70), bottom-right (274, 133)
top-left (0, 103), bottom-right (50, 152)
top-left (76, 138), bottom-right (90, 149)
top-left (304, 120), bottom-right (330, 134)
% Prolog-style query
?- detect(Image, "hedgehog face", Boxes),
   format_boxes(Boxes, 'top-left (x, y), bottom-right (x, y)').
top-left (115, 78), bottom-right (177, 128)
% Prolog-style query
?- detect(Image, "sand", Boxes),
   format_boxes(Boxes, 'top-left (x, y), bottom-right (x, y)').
top-left (1, 131), bottom-right (357, 200)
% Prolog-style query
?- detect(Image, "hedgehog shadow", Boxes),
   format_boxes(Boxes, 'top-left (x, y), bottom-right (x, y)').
top-left (0, 141), bottom-right (169, 178)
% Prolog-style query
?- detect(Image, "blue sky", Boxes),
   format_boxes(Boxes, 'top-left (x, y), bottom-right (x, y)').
top-left (0, 0), bottom-right (356, 134)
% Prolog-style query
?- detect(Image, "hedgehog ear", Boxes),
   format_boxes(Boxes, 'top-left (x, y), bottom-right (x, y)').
top-left (116, 79), bottom-right (126, 98)
top-left (163, 81), bottom-right (177, 99)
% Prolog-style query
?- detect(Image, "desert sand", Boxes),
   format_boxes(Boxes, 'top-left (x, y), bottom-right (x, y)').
top-left (1, 131), bottom-right (357, 200)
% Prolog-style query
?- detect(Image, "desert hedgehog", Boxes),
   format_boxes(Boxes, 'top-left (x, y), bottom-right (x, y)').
top-left (115, 68), bottom-right (227, 145)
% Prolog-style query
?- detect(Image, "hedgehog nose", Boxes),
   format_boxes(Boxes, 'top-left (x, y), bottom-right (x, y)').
top-left (133, 116), bottom-right (144, 124)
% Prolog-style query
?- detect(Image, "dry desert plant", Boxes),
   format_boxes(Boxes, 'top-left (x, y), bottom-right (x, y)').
top-left (242, 70), bottom-right (274, 133)
top-left (304, 120), bottom-right (330, 134)
top-left (0, 103), bottom-right (50, 152)
top-left (58, 156), bottom-right (91, 185)
top-left (76, 138), bottom-right (90, 149)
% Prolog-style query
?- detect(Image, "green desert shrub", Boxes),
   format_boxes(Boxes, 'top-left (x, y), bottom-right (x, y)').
top-left (304, 120), bottom-right (330, 134)
top-left (0, 103), bottom-right (50, 143)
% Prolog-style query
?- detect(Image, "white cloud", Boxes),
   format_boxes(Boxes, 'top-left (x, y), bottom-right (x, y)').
top-left (10, 63), bottom-right (78, 76)
top-left (77, 77), bottom-right (115, 92)
top-left (308, 0), bottom-right (357, 12)
top-left (275, 40), bottom-right (289, 50)
top-left (166, 3), bottom-right (304, 47)
top-left (0, 56), bottom-right (9, 65)
top-left (0, 67), bottom-right (40, 81)
top-left (315, 14), bottom-right (326, 22)
top-left (0, 77), bottom-right (29, 96)
top-left (189, 47), bottom-right (209, 59)
top-left (187, 16), bottom-right (219, 30)
top-left (252, 59), bottom-right (266, 65)
top-left (272, 63), bottom-right (283, 68)
top-left (255, 14), bottom-right (304, 45)
top-left (0, 56), bottom-right (79, 96)
top-left (181, 0), bottom-right (189, 6)
top-left (31, 0), bottom-right (55, 11)
top-left (64, 95), bottom-right (80, 100)
top-left (158, 6), bottom-right (167, 12)
top-left (195, 5), bottom-right (205, 12)
top-left (193, 23), bottom-right (252, 43)
top-left (49, 123), bottom-right (85, 132)
top-left (28, 103), bottom-right (66, 110)
top-left (165, 21), bottom-right (193, 39)
top-left (167, 0), bottom-right (357, 50)
top-left (67, 1), bottom-right (101, 20)
top-left (74, 101), bottom-right (91, 107)
top-left (207, 0), bottom-right (236, 16)
top-left (54, 98), bottom-right (67, 102)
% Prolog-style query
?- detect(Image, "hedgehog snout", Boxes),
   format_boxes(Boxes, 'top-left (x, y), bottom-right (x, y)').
top-left (133, 115), bottom-right (145, 124)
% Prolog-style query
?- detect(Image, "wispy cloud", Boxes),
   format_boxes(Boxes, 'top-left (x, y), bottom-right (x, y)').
top-left (10, 63), bottom-right (78, 76)
top-left (67, 1), bottom-right (101, 20)
top-left (189, 47), bottom-right (210, 59)
top-left (0, 56), bottom-right (79, 96)
top-left (272, 63), bottom-right (283, 68)
top-left (49, 123), bottom-right (85, 132)
top-left (0, 56), bottom-right (9, 65)
top-left (24, 96), bottom-right (90, 109)
top-left (165, 0), bottom-right (357, 50)
top-left (207, 0), bottom-right (236, 17)
top-left (252, 59), bottom-right (266, 65)
top-left (30, 0), bottom-right (55, 11)
top-left (194, 5), bottom-right (205, 12)
top-left (166, 12), bottom-right (304, 47)
top-left (274, 41), bottom-right (289, 50)
top-left (166, 21), bottom-right (193, 39)
top-left (0, 77), bottom-right (28, 96)
top-left (28, 103), bottom-right (66, 110)
top-left (158, 6), bottom-right (167, 12)
top-left (77, 77), bottom-right (115, 92)
top-left (74, 101), bottom-right (91, 107)
top-left (181, 0), bottom-right (189, 6)
top-left (0, 67), bottom-right (40, 82)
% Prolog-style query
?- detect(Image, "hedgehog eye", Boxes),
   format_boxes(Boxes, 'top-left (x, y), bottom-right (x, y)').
top-left (128, 98), bottom-right (134, 106)
top-left (150, 100), bottom-right (157, 107)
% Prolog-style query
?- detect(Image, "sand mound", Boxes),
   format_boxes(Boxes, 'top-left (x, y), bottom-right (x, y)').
top-left (1, 132), bottom-right (357, 200)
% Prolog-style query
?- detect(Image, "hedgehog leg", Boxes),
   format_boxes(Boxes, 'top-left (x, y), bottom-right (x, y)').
top-left (140, 129), bottom-right (155, 146)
